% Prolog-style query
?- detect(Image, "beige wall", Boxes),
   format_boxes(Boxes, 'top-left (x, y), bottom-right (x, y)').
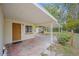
top-left (0, 5), bottom-right (4, 55)
top-left (4, 18), bottom-right (35, 44)
top-left (4, 19), bottom-right (12, 44)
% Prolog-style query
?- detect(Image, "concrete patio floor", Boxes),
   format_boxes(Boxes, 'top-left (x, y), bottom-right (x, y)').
top-left (6, 34), bottom-right (57, 56)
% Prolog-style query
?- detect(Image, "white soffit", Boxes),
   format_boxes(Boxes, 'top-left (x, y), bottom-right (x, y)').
top-left (2, 3), bottom-right (59, 26)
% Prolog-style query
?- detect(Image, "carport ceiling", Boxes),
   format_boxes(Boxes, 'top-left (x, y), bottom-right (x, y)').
top-left (2, 3), bottom-right (58, 25)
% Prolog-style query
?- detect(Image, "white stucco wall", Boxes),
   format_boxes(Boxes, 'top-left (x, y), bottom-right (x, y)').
top-left (0, 5), bottom-right (4, 55)
top-left (4, 19), bottom-right (12, 44)
top-left (4, 18), bottom-right (35, 44)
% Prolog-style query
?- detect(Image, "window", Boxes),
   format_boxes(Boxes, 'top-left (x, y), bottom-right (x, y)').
top-left (25, 26), bottom-right (32, 33)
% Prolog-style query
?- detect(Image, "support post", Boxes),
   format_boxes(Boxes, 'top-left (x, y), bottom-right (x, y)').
top-left (50, 22), bottom-right (53, 44)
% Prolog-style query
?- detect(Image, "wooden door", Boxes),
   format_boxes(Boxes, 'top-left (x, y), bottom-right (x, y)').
top-left (12, 23), bottom-right (21, 42)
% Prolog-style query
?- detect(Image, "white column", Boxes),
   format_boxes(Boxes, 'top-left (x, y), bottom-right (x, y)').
top-left (58, 24), bottom-right (61, 36)
top-left (50, 22), bottom-right (53, 44)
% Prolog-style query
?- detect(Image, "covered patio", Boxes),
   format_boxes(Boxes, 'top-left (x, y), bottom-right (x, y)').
top-left (6, 34), bottom-right (57, 56)
top-left (0, 3), bottom-right (59, 56)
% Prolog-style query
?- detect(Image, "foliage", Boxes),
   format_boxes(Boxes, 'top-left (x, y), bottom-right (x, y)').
top-left (42, 3), bottom-right (79, 23)
top-left (40, 52), bottom-right (48, 56)
top-left (53, 28), bottom-right (59, 32)
top-left (65, 4), bottom-right (78, 19)
top-left (41, 3), bottom-right (79, 32)
top-left (74, 26), bottom-right (79, 33)
top-left (47, 44), bottom-right (79, 56)
top-left (44, 4), bottom-right (60, 20)
top-left (63, 19), bottom-right (79, 31)
top-left (58, 32), bottom-right (72, 45)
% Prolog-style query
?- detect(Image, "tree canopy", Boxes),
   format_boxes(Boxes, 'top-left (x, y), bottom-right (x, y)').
top-left (40, 3), bottom-right (79, 32)
top-left (40, 3), bottom-right (79, 23)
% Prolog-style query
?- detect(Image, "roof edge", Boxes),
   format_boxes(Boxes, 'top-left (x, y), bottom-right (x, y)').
top-left (33, 3), bottom-right (59, 25)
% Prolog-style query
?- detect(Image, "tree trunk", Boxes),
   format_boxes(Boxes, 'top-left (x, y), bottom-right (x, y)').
top-left (71, 29), bottom-right (74, 47)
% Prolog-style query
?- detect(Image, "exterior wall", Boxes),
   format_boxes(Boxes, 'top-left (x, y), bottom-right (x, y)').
top-left (4, 18), bottom-right (51, 45)
top-left (4, 18), bottom-right (36, 44)
top-left (4, 19), bottom-right (12, 44)
top-left (0, 5), bottom-right (4, 55)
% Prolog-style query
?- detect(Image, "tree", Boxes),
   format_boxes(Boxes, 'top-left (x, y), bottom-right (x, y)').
top-left (63, 19), bottom-right (79, 46)
top-left (44, 4), bottom-right (60, 20)
top-left (64, 20), bottom-right (77, 31)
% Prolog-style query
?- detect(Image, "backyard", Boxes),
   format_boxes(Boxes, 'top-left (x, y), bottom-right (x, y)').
top-left (41, 33), bottom-right (79, 56)
top-left (39, 3), bottom-right (79, 56)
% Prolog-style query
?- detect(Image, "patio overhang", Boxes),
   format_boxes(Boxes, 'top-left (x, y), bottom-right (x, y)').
top-left (1, 3), bottom-right (59, 27)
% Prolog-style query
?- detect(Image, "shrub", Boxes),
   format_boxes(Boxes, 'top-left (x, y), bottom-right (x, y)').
top-left (58, 32), bottom-right (72, 45)
top-left (53, 28), bottom-right (59, 32)
top-left (74, 26), bottom-right (79, 33)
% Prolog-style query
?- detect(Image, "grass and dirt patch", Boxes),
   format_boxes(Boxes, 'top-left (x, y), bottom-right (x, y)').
top-left (41, 32), bottom-right (79, 56)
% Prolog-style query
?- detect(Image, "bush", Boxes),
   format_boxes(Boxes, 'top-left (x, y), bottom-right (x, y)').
top-left (74, 26), bottom-right (79, 33)
top-left (53, 28), bottom-right (59, 32)
top-left (58, 32), bottom-right (72, 45)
